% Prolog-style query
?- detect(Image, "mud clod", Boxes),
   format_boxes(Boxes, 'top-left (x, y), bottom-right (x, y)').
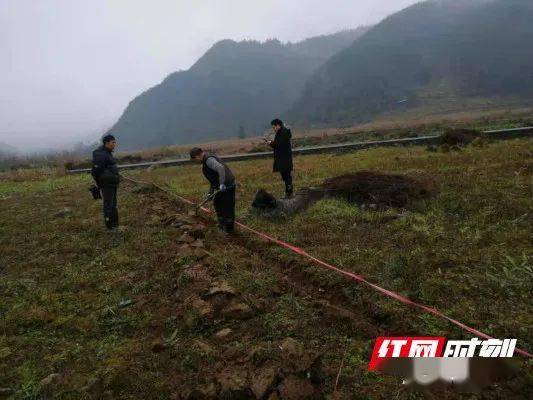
top-left (250, 364), bottom-right (279, 399)
top-left (221, 302), bottom-right (254, 320)
top-left (189, 224), bottom-right (208, 238)
top-left (278, 338), bottom-right (319, 374)
top-left (278, 376), bottom-right (318, 400)
top-left (183, 264), bottom-right (211, 283)
top-left (189, 296), bottom-right (214, 319)
top-left (216, 369), bottom-right (254, 400)
top-left (178, 233), bottom-right (196, 244)
top-left (186, 383), bottom-right (218, 400)
top-left (207, 281), bottom-right (238, 297)
top-left (213, 328), bottom-right (234, 343)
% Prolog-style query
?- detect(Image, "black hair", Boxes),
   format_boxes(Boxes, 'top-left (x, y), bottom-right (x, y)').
top-left (189, 147), bottom-right (203, 159)
top-left (270, 118), bottom-right (283, 127)
top-left (102, 134), bottom-right (116, 144)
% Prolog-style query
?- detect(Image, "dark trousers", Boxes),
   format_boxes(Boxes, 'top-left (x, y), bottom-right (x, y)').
top-left (213, 187), bottom-right (235, 232)
top-left (280, 170), bottom-right (293, 196)
top-left (101, 185), bottom-right (119, 230)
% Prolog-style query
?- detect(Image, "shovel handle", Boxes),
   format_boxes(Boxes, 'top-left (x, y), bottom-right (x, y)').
top-left (195, 190), bottom-right (219, 211)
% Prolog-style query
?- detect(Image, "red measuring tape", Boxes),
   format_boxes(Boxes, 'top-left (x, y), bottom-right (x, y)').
top-left (131, 178), bottom-right (533, 358)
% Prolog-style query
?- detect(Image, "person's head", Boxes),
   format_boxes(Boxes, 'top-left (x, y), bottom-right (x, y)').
top-left (102, 134), bottom-right (117, 151)
top-left (271, 118), bottom-right (283, 133)
top-left (252, 189), bottom-right (277, 210)
top-left (189, 147), bottom-right (204, 162)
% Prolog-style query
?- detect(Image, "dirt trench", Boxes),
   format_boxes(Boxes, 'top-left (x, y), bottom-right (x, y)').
top-left (122, 179), bottom-right (529, 400)
top-left (122, 179), bottom-right (431, 399)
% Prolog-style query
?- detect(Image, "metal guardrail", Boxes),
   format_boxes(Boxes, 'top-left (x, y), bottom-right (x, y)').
top-left (68, 126), bottom-right (533, 173)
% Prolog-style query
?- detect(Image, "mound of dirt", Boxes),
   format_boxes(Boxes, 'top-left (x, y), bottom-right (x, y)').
top-left (321, 171), bottom-right (430, 208)
top-left (440, 128), bottom-right (481, 146)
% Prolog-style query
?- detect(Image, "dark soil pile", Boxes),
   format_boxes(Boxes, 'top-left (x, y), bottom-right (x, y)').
top-left (321, 171), bottom-right (430, 208)
top-left (440, 128), bottom-right (481, 146)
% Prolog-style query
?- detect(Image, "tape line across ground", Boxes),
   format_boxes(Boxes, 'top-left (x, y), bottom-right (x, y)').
top-left (122, 175), bottom-right (532, 358)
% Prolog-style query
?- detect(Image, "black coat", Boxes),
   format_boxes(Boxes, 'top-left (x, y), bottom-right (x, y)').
top-left (270, 127), bottom-right (293, 172)
top-left (91, 145), bottom-right (120, 187)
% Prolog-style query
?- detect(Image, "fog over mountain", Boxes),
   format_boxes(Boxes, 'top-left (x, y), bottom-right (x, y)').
top-left (109, 0), bottom-right (533, 149)
top-left (109, 29), bottom-right (369, 150)
top-left (0, 142), bottom-right (19, 156)
top-left (0, 0), bottom-right (419, 152)
top-left (290, 0), bottom-right (533, 125)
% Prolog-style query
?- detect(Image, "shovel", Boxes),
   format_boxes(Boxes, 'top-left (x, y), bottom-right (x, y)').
top-left (195, 190), bottom-right (218, 215)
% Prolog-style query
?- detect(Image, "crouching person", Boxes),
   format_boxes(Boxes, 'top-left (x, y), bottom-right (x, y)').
top-left (91, 134), bottom-right (120, 230)
top-left (251, 187), bottom-right (326, 218)
top-left (190, 147), bottom-right (236, 233)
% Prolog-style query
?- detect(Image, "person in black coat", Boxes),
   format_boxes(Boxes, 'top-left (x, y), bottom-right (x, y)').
top-left (268, 119), bottom-right (293, 197)
top-left (190, 147), bottom-right (236, 233)
top-left (91, 135), bottom-right (120, 230)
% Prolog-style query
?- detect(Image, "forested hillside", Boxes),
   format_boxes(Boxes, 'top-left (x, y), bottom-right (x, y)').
top-left (109, 28), bottom-right (368, 150)
top-left (290, 0), bottom-right (533, 125)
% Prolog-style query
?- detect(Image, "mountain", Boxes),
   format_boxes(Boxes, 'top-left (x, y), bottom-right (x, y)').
top-left (0, 142), bottom-right (19, 158)
top-left (289, 0), bottom-right (533, 126)
top-left (109, 28), bottom-right (369, 150)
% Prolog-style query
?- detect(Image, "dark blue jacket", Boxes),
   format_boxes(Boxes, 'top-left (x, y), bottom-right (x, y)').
top-left (91, 145), bottom-right (120, 187)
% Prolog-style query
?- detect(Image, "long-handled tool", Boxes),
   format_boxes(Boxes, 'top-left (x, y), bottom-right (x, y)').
top-left (194, 183), bottom-right (238, 215)
top-left (195, 190), bottom-right (218, 214)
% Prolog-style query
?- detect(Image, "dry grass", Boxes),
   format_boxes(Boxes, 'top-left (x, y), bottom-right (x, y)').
top-left (0, 167), bottom-right (65, 183)
top-left (142, 138), bottom-right (533, 347)
top-left (1, 138), bottom-right (532, 399)
top-left (296, 106), bottom-right (533, 137)
top-left (51, 106), bottom-right (533, 171)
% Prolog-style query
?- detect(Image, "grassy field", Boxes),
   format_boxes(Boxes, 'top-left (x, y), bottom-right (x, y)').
top-left (1, 138), bottom-right (532, 399)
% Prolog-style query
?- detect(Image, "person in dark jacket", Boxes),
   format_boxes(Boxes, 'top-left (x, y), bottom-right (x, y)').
top-left (190, 147), bottom-right (236, 233)
top-left (92, 135), bottom-right (120, 230)
top-left (268, 118), bottom-right (293, 198)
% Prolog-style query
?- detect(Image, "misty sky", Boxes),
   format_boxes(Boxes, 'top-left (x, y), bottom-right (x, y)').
top-left (1, 0), bottom-right (420, 151)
